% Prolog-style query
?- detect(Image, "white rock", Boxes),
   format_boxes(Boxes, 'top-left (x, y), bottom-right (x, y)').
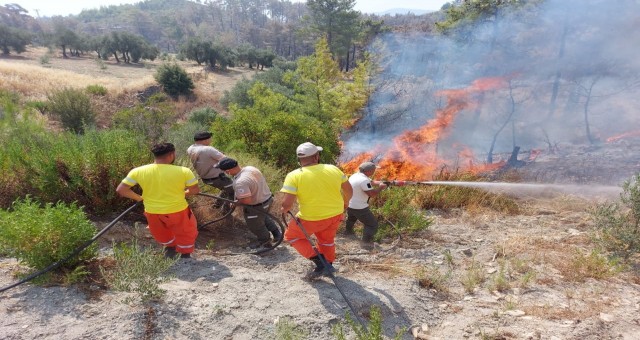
top-left (486, 268), bottom-right (497, 274)
top-left (411, 326), bottom-right (419, 338)
top-left (599, 313), bottom-right (615, 322)
top-left (505, 310), bottom-right (526, 317)
top-left (439, 303), bottom-right (448, 309)
top-left (421, 323), bottom-right (429, 332)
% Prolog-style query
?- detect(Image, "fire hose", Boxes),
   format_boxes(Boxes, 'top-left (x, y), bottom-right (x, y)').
top-left (286, 211), bottom-right (368, 331)
top-left (197, 192), bottom-right (286, 256)
top-left (381, 180), bottom-right (435, 187)
top-left (0, 202), bottom-right (142, 294)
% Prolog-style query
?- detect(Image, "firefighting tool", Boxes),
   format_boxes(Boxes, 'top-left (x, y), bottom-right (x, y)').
top-left (286, 211), bottom-right (368, 331)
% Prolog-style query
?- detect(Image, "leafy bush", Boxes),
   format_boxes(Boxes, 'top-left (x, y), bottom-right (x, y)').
top-left (593, 174), bottom-right (640, 260)
top-left (0, 197), bottom-right (97, 271)
top-left (188, 107), bottom-right (218, 126)
top-left (154, 63), bottom-right (194, 97)
top-left (112, 93), bottom-right (175, 143)
top-left (370, 187), bottom-right (433, 241)
top-left (216, 83), bottom-right (341, 169)
top-left (86, 84), bottom-right (107, 96)
top-left (47, 87), bottom-right (95, 134)
top-left (102, 241), bottom-right (177, 302)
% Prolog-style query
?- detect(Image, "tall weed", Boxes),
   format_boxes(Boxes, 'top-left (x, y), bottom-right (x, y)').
top-left (1, 117), bottom-right (149, 213)
top-left (102, 241), bottom-right (177, 302)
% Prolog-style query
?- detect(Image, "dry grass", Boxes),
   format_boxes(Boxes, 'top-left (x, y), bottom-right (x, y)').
top-left (0, 60), bottom-right (155, 101)
top-left (523, 303), bottom-right (598, 320)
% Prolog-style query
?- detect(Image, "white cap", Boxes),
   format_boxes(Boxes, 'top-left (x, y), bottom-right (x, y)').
top-left (296, 142), bottom-right (323, 157)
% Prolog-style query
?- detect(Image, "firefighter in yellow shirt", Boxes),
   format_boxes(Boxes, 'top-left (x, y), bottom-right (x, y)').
top-left (116, 143), bottom-right (200, 258)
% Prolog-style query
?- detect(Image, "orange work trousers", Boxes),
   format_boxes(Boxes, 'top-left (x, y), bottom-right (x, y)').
top-left (284, 213), bottom-right (343, 263)
top-left (144, 207), bottom-right (198, 254)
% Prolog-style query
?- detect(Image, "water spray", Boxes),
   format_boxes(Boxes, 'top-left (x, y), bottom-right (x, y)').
top-left (381, 180), bottom-right (622, 198)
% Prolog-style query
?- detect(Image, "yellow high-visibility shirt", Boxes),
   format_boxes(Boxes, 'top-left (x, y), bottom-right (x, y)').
top-left (281, 164), bottom-right (347, 221)
top-left (122, 164), bottom-right (198, 214)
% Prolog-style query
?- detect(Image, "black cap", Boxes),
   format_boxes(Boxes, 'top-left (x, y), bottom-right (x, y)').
top-left (151, 143), bottom-right (175, 157)
top-left (215, 157), bottom-right (238, 171)
top-left (194, 131), bottom-right (213, 141)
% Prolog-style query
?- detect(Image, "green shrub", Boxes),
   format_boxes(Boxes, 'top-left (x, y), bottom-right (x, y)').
top-left (0, 197), bottom-right (97, 271)
top-left (102, 241), bottom-right (177, 302)
top-left (188, 107), bottom-right (218, 126)
top-left (274, 317), bottom-right (307, 340)
top-left (154, 63), bottom-right (194, 97)
top-left (370, 187), bottom-right (433, 241)
top-left (332, 305), bottom-right (404, 340)
top-left (0, 123), bottom-right (149, 213)
top-left (24, 100), bottom-right (47, 113)
top-left (593, 174), bottom-right (640, 260)
top-left (86, 84), bottom-right (107, 96)
top-left (112, 94), bottom-right (175, 143)
top-left (39, 53), bottom-right (50, 65)
top-left (47, 87), bottom-right (95, 134)
top-left (95, 58), bottom-right (107, 70)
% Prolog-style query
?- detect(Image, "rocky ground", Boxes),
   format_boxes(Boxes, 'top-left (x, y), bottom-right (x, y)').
top-left (2, 175), bottom-right (640, 340)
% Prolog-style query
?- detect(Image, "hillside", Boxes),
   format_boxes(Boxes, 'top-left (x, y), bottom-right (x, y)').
top-left (1, 173), bottom-right (640, 339)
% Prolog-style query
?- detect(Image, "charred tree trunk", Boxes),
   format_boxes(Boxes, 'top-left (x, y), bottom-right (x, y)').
top-left (487, 83), bottom-right (517, 164)
top-left (547, 17), bottom-right (568, 119)
top-left (507, 146), bottom-right (521, 167)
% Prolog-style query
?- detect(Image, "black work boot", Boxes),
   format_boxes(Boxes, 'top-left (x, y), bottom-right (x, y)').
top-left (305, 255), bottom-right (336, 280)
top-left (163, 247), bottom-right (177, 258)
top-left (266, 218), bottom-right (282, 240)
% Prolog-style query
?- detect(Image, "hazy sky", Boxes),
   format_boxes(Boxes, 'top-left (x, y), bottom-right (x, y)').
top-left (8, 0), bottom-right (449, 17)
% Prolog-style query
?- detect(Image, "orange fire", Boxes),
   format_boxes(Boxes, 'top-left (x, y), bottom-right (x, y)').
top-left (340, 77), bottom-right (508, 179)
top-left (606, 130), bottom-right (640, 143)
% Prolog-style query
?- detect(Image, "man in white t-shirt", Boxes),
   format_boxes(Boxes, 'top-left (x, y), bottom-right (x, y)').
top-left (216, 157), bottom-right (281, 248)
top-left (346, 162), bottom-right (387, 250)
top-left (186, 131), bottom-right (235, 207)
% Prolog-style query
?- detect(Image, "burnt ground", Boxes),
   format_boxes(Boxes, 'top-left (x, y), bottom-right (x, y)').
top-left (2, 138), bottom-right (640, 340)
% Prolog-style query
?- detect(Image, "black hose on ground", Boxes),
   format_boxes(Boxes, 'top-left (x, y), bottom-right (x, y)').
top-left (196, 192), bottom-right (286, 255)
top-left (0, 202), bottom-right (141, 294)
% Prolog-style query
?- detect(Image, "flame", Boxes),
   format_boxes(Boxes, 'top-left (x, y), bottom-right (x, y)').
top-left (606, 130), bottom-right (640, 143)
top-left (340, 77), bottom-right (508, 179)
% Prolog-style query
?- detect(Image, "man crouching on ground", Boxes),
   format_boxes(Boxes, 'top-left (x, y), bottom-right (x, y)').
top-left (279, 142), bottom-right (353, 280)
top-left (116, 142), bottom-right (200, 259)
top-left (216, 157), bottom-right (282, 249)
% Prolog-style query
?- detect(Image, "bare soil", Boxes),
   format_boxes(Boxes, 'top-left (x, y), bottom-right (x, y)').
top-left (1, 50), bottom-right (640, 340)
